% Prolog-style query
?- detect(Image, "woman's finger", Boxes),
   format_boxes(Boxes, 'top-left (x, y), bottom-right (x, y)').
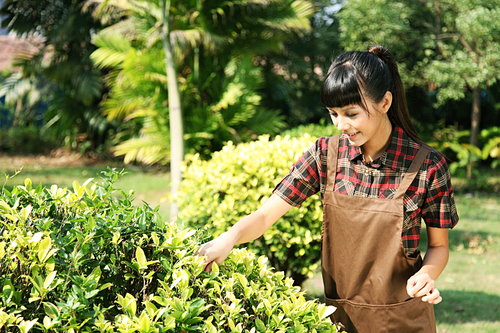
top-left (422, 288), bottom-right (441, 304)
top-left (413, 282), bottom-right (434, 298)
top-left (204, 261), bottom-right (213, 272)
top-left (407, 277), bottom-right (428, 297)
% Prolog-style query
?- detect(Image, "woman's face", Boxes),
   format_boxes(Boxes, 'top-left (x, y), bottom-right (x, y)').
top-left (327, 92), bottom-right (392, 147)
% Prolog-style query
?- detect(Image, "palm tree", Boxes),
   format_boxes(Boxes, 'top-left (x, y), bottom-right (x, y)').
top-left (88, 0), bottom-right (314, 220)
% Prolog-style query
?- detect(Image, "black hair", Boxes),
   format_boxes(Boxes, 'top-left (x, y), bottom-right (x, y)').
top-left (320, 45), bottom-right (420, 142)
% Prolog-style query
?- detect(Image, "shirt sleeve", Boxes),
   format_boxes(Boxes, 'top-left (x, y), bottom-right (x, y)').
top-left (272, 138), bottom-right (325, 207)
top-left (421, 153), bottom-right (459, 229)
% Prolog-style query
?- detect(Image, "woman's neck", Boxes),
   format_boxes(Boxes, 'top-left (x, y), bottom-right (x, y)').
top-left (362, 119), bottom-right (393, 162)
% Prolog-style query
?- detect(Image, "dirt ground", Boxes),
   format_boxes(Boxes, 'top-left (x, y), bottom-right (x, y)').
top-left (0, 149), bottom-right (114, 170)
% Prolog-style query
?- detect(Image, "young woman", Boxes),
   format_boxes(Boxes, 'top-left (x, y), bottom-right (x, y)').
top-left (196, 46), bottom-right (459, 332)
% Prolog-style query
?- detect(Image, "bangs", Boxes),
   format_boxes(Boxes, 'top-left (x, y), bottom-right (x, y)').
top-left (320, 63), bottom-right (367, 109)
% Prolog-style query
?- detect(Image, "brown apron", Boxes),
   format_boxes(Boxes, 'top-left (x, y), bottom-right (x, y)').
top-left (321, 135), bottom-right (436, 333)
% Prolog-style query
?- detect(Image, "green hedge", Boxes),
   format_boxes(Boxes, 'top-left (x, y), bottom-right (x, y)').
top-left (178, 124), bottom-right (339, 286)
top-left (0, 170), bottom-right (337, 332)
top-left (281, 123), bottom-right (337, 139)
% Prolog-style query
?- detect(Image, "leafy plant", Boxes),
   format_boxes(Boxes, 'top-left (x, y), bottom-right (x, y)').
top-left (178, 126), bottom-right (339, 286)
top-left (89, 0), bottom-right (313, 163)
top-left (0, 170), bottom-right (338, 332)
top-left (430, 126), bottom-right (500, 175)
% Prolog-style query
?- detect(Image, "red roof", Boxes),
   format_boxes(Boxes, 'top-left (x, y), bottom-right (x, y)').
top-left (0, 35), bottom-right (39, 71)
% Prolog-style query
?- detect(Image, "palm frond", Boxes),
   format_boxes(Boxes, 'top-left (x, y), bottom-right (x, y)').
top-left (91, 32), bottom-right (132, 69)
top-left (112, 134), bottom-right (170, 165)
top-left (112, 116), bottom-right (170, 165)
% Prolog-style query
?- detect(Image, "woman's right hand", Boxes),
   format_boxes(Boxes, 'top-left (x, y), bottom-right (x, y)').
top-left (196, 231), bottom-right (237, 272)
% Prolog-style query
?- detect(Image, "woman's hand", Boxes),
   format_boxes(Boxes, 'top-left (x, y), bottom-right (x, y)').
top-left (406, 272), bottom-right (442, 304)
top-left (196, 232), bottom-right (237, 272)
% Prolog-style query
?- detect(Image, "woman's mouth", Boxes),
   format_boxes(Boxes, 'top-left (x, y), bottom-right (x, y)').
top-left (346, 131), bottom-right (360, 139)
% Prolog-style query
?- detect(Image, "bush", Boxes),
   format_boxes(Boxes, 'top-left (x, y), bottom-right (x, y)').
top-left (281, 123), bottom-right (337, 139)
top-left (429, 126), bottom-right (500, 174)
top-left (178, 125), bottom-right (339, 286)
top-left (0, 170), bottom-right (337, 332)
top-left (0, 126), bottom-right (57, 154)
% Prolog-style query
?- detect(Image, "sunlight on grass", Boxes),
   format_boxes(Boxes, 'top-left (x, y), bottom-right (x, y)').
top-left (2, 165), bottom-right (171, 220)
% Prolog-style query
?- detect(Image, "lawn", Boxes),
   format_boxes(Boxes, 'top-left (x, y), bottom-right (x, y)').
top-left (0, 158), bottom-right (171, 218)
top-left (1, 157), bottom-right (499, 332)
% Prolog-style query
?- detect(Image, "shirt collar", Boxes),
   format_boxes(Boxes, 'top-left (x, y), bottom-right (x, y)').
top-left (347, 126), bottom-right (408, 171)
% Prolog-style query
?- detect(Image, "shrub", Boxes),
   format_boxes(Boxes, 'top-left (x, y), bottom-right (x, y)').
top-left (429, 126), bottom-right (500, 174)
top-left (281, 123), bottom-right (337, 139)
top-left (178, 125), bottom-right (339, 286)
top-left (0, 126), bottom-right (57, 154)
top-left (0, 170), bottom-right (337, 332)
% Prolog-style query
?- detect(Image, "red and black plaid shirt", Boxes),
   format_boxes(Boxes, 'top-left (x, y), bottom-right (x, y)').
top-left (273, 126), bottom-right (459, 256)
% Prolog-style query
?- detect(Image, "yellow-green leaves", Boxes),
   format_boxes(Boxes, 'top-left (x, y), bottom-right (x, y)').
top-left (0, 170), bottom-right (338, 332)
top-left (37, 237), bottom-right (56, 264)
top-left (178, 132), bottom-right (330, 285)
top-left (134, 247), bottom-right (158, 273)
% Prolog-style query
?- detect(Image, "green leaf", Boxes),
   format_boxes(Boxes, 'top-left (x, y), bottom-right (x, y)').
top-left (138, 312), bottom-right (151, 333)
top-left (37, 237), bottom-right (54, 263)
top-left (24, 178), bottom-right (32, 191)
top-left (43, 302), bottom-right (60, 318)
top-left (136, 247), bottom-right (148, 270)
top-left (43, 271), bottom-right (57, 289)
top-left (18, 319), bottom-right (38, 333)
top-left (255, 318), bottom-right (266, 332)
top-left (2, 280), bottom-right (14, 304)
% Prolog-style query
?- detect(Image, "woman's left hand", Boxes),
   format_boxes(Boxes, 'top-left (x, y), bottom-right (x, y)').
top-left (406, 272), bottom-right (443, 304)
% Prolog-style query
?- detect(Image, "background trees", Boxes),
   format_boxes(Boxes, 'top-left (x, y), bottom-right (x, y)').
top-left (0, 0), bottom-right (113, 152)
top-left (338, 0), bottom-right (500, 177)
top-left (0, 0), bottom-right (498, 179)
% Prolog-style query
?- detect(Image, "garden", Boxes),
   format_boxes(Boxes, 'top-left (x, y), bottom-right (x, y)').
top-left (1, 0), bottom-right (499, 332)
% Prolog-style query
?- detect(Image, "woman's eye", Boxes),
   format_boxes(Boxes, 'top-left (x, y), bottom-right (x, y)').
top-left (347, 113), bottom-right (357, 118)
top-left (329, 113), bottom-right (337, 118)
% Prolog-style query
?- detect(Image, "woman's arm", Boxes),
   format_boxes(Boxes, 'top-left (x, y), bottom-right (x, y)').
top-left (406, 227), bottom-right (449, 304)
top-left (196, 194), bottom-right (293, 271)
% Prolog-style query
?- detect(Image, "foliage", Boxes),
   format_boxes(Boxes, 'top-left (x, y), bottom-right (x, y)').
top-left (338, 0), bottom-right (500, 160)
top-left (338, 0), bottom-right (500, 103)
top-left (282, 121), bottom-right (338, 139)
top-left (89, 0), bottom-right (313, 163)
top-left (178, 126), bottom-right (338, 286)
top-left (0, 125), bottom-right (57, 154)
top-left (421, 0), bottom-right (500, 105)
top-left (260, 0), bottom-right (343, 127)
top-left (0, 0), bottom-right (114, 152)
top-left (0, 170), bottom-right (337, 332)
top-left (429, 126), bottom-right (500, 174)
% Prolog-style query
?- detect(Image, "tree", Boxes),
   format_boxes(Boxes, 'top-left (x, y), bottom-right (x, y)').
top-left (260, 0), bottom-right (343, 127)
top-left (338, 0), bottom-right (500, 177)
top-left (161, 0), bottom-right (183, 219)
top-left (88, 0), bottom-right (314, 220)
top-left (0, 0), bottom-right (113, 151)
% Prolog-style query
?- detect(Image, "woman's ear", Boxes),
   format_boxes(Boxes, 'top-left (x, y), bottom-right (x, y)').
top-left (379, 91), bottom-right (393, 114)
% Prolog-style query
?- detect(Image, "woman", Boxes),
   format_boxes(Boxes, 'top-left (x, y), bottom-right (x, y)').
top-left (196, 46), bottom-right (459, 332)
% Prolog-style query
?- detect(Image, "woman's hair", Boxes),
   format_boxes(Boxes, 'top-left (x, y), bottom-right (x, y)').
top-left (320, 45), bottom-right (420, 142)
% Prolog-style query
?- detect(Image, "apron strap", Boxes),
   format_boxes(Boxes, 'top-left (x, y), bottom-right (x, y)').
top-left (393, 145), bottom-right (430, 201)
top-left (326, 135), bottom-right (341, 192)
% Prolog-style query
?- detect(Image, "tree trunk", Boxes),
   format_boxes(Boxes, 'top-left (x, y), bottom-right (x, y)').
top-left (467, 87), bottom-right (481, 179)
top-left (162, 0), bottom-right (184, 220)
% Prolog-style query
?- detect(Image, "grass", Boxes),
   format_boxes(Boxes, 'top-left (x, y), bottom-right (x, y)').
top-left (1, 163), bottom-right (171, 219)
top-left (1, 159), bottom-right (498, 332)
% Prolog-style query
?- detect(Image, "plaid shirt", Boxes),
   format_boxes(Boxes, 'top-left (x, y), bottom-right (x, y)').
top-left (273, 126), bottom-right (459, 256)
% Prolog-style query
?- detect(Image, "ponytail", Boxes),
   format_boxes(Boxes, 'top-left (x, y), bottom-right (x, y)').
top-left (367, 45), bottom-right (421, 143)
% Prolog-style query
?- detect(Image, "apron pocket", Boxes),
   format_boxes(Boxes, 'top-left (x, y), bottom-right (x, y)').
top-left (325, 297), bottom-right (436, 333)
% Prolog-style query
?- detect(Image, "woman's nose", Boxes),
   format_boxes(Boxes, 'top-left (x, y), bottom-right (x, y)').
top-left (337, 117), bottom-right (349, 131)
